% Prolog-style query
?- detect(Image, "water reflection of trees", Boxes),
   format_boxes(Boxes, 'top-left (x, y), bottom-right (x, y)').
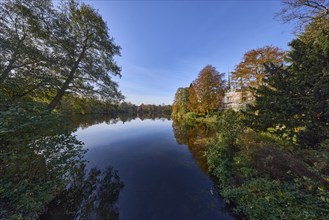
top-left (67, 113), bottom-right (171, 130)
top-left (0, 103), bottom-right (125, 219)
top-left (40, 166), bottom-right (124, 220)
top-left (172, 119), bottom-right (216, 173)
top-left (137, 113), bottom-right (171, 121)
top-left (0, 103), bottom-right (86, 219)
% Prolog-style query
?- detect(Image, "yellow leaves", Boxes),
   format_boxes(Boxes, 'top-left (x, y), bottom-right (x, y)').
top-left (190, 65), bottom-right (225, 114)
top-left (231, 45), bottom-right (286, 90)
top-left (318, 186), bottom-right (325, 191)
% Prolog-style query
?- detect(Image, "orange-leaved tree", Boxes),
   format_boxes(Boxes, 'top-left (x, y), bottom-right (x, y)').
top-left (231, 45), bottom-right (286, 90)
top-left (191, 65), bottom-right (225, 115)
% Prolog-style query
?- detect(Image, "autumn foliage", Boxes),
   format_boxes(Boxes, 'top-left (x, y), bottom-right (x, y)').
top-left (231, 46), bottom-right (286, 89)
top-left (191, 65), bottom-right (225, 114)
top-left (172, 65), bottom-right (225, 117)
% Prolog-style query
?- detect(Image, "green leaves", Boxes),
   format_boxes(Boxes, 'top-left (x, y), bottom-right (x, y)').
top-left (0, 0), bottom-right (54, 100)
top-left (172, 87), bottom-right (189, 119)
top-left (206, 110), bottom-right (245, 187)
top-left (0, 0), bottom-right (124, 109)
top-left (246, 18), bottom-right (329, 147)
top-left (0, 101), bottom-right (86, 218)
top-left (47, 0), bottom-right (123, 110)
top-left (222, 178), bottom-right (329, 219)
top-left (206, 109), bottom-right (329, 219)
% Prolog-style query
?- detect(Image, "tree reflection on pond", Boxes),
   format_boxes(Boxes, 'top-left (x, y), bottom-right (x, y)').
top-left (172, 119), bottom-right (216, 173)
top-left (0, 102), bottom-right (87, 219)
top-left (40, 114), bottom-right (233, 220)
top-left (66, 113), bottom-right (171, 130)
top-left (0, 102), bottom-right (126, 219)
top-left (40, 165), bottom-right (124, 220)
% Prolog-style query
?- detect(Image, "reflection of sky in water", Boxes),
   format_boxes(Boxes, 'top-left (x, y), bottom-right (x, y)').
top-left (75, 118), bottom-right (233, 220)
top-left (75, 118), bottom-right (172, 148)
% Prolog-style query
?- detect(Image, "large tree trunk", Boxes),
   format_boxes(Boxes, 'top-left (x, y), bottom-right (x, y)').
top-left (46, 65), bottom-right (77, 111)
top-left (47, 46), bottom-right (87, 111)
top-left (47, 88), bottom-right (66, 111)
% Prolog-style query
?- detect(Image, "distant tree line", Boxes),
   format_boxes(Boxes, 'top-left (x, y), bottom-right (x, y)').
top-left (56, 96), bottom-right (171, 115)
top-left (117, 102), bottom-right (172, 115)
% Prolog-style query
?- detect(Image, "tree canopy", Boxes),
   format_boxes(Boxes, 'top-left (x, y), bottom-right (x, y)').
top-left (192, 65), bottom-right (225, 114)
top-left (47, 0), bottom-right (124, 110)
top-left (172, 87), bottom-right (189, 118)
top-left (172, 65), bottom-right (225, 117)
top-left (0, 0), bottom-right (124, 110)
top-left (231, 46), bottom-right (286, 90)
top-left (0, 0), bottom-right (54, 101)
top-left (246, 18), bottom-right (329, 147)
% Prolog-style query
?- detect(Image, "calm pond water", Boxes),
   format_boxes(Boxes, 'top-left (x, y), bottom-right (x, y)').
top-left (44, 115), bottom-right (233, 220)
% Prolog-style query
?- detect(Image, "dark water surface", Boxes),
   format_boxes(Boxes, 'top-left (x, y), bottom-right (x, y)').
top-left (52, 116), bottom-right (233, 220)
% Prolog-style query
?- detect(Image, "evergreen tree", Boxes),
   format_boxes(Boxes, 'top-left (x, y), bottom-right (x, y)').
top-left (247, 18), bottom-right (329, 147)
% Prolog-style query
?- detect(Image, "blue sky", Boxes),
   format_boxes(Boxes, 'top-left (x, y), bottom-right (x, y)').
top-left (84, 0), bottom-right (295, 105)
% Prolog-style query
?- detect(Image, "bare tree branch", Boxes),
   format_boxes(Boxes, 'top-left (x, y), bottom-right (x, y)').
top-left (276, 0), bottom-right (329, 31)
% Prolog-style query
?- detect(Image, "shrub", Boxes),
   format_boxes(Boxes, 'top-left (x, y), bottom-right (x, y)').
top-left (207, 141), bottom-right (235, 187)
top-left (184, 112), bottom-right (197, 125)
top-left (216, 110), bottom-right (244, 145)
top-left (199, 115), bottom-right (218, 127)
top-left (222, 178), bottom-right (329, 219)
top-left (206, 110), bottom-right (245, 186)
top-left (0, 102), bottom-right (86, 219)
top-left (234, 129), bottom-right (312, 181)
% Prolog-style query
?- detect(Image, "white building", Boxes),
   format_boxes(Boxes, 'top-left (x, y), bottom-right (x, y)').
top-left (223, 90), bottom-right (254, 111)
